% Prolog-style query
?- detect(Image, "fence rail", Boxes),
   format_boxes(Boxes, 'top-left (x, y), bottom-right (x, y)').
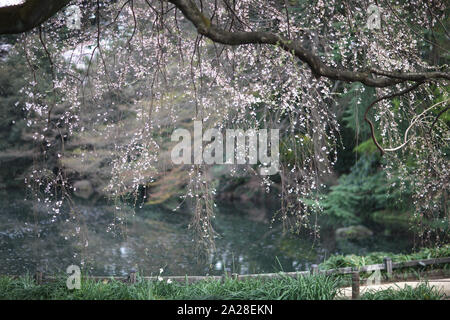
top-left (124, 256), bottom-right (450, 283)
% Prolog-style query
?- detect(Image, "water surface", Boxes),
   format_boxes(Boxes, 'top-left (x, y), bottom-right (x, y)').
top-left (0, 193), bottom-right (414, 276)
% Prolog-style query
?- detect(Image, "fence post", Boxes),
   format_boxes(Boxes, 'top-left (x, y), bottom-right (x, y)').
top-left (35, 270), bottom-right (43, 285)
top-left (129, 268), bottom-right (136, 284)
top-left (351, 271), bottom-right (360, 300)
top-left (311, 264), bottom-right (319, 275)
top-left (384, 257), bottom-right (393, 277)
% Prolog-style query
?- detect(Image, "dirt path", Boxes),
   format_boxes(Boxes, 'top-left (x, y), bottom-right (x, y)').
top-left (339, 278), bottom-right (450, 299)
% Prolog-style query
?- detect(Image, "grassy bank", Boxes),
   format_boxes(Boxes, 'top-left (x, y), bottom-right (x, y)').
top-left (360, 283), bottom-right (445, 300)
top-left (0, 274), bottom-right (341, 300)
top-left (0, 274), bottom-right (446, 300)
top-left (1, 245), bottom-right (448, 300)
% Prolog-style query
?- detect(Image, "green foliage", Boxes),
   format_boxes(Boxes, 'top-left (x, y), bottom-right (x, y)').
top-left (319, 155), bottom-right (382, 225)
top-left (353, 137), bottom-right (381, 155)
top-left (0, 273), bottom-right (342, 300)
top-left (2, 269), bottom-right (447, 300)
top-left (320, 244), bottom-right (450, 269)
top-left (318, 153), bottom-right (414, 226)
top-left (361, 282), bottom-right (445, 300)
top-left (175, 274), bottom-right (342, 300)
top-left (333, 83), bottom-right (378, 173)
top-left (341, 83), bottom-right (376, 140)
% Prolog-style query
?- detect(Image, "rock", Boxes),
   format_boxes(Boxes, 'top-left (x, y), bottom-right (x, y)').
top-left (73, 180), bottom-right (94, 199)
top-left (335, 225), bottom-right (374, 240)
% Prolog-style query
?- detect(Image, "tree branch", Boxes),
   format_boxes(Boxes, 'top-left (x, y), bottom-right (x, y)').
top-left (383, 98), bottom-right (450, 152)
top-left (0, 0), bottom-right (448, 87)
top-left (168, 0), bottom-right (450, 87)
top-left (0, 0), bottom-right (71, 34)
top-left (364, 82), bottom-right (426, 156)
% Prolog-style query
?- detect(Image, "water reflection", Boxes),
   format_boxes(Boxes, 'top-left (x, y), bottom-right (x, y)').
top-left (0, 195), bottom-right (414, 276)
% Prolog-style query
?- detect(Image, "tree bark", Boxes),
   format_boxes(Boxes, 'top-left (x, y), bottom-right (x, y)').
top-left (0, 0), bottom-right (71, 34)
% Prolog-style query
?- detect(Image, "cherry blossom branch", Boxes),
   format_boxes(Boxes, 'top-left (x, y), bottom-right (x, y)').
top-left (384, 98), bottom-right (450, 152)
top-left (168, 0), bottom-right (450, 88)
top-left (364, 82), bottom-right (425, 156)
top-left (38, 26), bottom-right (58, 125)
top-left (382, 0), bottom-right (449, 54)
top-left (1, 0), bottom-right (449, 87)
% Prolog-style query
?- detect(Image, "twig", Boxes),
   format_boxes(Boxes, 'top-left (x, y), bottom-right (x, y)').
top-left (364, 81), bottom-right (425, 156)
top-left (384, 98), bottom-right (449, 152)
top-left (429, 105), bottom-right (450, 135)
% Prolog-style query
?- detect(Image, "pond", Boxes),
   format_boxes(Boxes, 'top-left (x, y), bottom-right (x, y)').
top-left (0, 193), bottom-right (415, 277)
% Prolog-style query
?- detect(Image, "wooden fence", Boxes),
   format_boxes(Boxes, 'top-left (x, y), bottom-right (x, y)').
top-left (29, 256), bottom-right (450, 300)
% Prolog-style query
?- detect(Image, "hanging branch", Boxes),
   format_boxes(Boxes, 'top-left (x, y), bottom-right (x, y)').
top-left (383, 98), bottom-right (450, 152)
top-left (363, 82), bottom-right (425, 156)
